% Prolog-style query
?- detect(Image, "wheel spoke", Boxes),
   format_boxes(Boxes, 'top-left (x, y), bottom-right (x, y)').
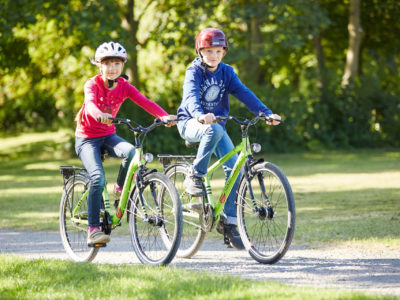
top-left (60, 175), bottom-right (99, 262)
top-left (129, 172), bottom-right (182, 266)
top-left (237, 163), bottom-right (295, 264)
top-left (165, 164), bottom-right (206, 259)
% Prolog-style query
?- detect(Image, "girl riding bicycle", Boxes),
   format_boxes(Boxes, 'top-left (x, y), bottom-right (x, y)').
top-left (75, 41), bottom-right (176, 245)
top-left (176, 28), bottom-right (281, 250)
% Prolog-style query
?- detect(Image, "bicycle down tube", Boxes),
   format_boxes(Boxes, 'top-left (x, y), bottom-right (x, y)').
top-left (205, 134), bottom-right (250, 220)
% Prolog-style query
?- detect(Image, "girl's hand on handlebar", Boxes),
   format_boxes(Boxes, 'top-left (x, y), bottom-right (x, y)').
top-left (266, 114), bottom-right (281, 126)
top-left (97, 113), bottom-right (113, 125)
top-left (198, 113), bottom-right (216, 125)
top-left (160, 115), bottom-right (177, 127)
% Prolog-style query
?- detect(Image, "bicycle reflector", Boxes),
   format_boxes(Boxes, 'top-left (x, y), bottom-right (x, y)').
top-left (251, 143), bottom-right (261, 153)
top-left (144, 153), bottom-right (154, 163)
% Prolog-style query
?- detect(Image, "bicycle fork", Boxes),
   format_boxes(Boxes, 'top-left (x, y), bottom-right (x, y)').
top-left (135, 172), bottom-right (164, 227)
top-left (244, 160), bottom-right (274, 220)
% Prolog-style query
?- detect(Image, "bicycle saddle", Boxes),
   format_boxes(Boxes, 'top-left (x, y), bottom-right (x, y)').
top-left (185, 141), bottom-right (199, 148)
top-left (100, 148), bottom-right (110, 162)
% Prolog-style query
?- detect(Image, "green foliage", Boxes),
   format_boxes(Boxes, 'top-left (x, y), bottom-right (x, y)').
top-left (1, 0), bottom-right (400, 153)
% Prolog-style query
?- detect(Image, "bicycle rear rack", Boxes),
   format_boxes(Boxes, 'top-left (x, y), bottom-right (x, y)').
top-left (59, 165), bottom-right (86, 189)
top-left (157, 154), bottom-right (196, 168)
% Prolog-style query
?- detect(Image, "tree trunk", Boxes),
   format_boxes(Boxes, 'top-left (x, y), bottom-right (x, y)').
top-left (313, 33), bottom-right (326, 91)
top-left (341, 0), bottom-right (362, 87)
top-left (122, 0), bottom-right (140, 89)
top-left (243, 16), bottom-right (265, 86)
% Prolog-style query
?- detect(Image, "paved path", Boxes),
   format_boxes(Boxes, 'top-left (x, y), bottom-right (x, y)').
top-left (1, 229), bottom-right (399, 297)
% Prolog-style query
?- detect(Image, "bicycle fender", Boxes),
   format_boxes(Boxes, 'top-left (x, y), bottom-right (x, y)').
top-left (143, 168), bottom-right (158, 176)
top-left (164, 162), bottom-right (191, 175)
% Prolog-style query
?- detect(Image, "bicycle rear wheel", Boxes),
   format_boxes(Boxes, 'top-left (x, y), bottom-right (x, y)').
top-left (237, 162), bottom-right (295, 264)
top-left (128, 172), bottom-right (182, 266)
top-left (165, 164), bottom-right (206, 258)
top-left (59, 173), bottom-right (99, 262)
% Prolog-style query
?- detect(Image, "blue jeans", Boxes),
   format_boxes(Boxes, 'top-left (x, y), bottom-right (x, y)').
top-left (177, 119), bottom-right (243, 224)
top-left (75, 134), bottom-right (135, 227)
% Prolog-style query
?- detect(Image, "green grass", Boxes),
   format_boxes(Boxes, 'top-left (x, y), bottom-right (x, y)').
top-left (0, 132), bottom-right (399, 248)
top-left (269, 150), bottom-right (400, 248)
top-left (1, 132), bottom-right (399, 299)
top-left (0, 255), bottom-right (395, 300)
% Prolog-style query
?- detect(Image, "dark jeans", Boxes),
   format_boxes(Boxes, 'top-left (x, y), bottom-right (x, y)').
top-left (75, 134), bottom-right (135, 227)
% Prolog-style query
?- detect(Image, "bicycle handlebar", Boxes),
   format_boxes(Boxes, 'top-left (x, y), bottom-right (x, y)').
top-left (199, 113), bottom-right (282, 126)
top-left (97, 116), bottom-right (176, 134)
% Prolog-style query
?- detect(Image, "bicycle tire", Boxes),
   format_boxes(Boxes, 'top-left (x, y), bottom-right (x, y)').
top-left (128, 172), bottom-right (182, 266)
top-left (237, 162), bottom-right (295, 264)
top-left (165, 164), bottom-right (206, 258)
top-left (59, 173), bottom-right (99, 262)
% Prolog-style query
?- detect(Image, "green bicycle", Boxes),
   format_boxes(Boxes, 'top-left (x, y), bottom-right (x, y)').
top-left (59, 118), bottom-right (182, 266)
top-left (158, 114), bottom-right (295, 264)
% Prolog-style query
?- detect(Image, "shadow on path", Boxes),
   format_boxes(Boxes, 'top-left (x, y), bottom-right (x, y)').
top-left (1, 229), bottom-right (399, 297)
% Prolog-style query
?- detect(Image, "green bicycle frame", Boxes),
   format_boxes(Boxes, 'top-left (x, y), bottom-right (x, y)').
top-left (204, 133), bottom-right (253, 220)
top-left (71, 145), bottom-right (147, 226)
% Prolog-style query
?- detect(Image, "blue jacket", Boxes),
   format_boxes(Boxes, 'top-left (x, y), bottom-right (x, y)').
top-left (177, 57), bottom-right (272, 127)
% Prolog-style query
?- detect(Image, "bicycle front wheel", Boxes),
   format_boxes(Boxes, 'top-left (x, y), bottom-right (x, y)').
top-left (237, 162), bottom-right (295, 264)
top-left (128, 172), bottom-right (182, 266)
top-left (59, 173), bottom-right (99, 262)
top-left (165, 164), bottom-right (206, 258)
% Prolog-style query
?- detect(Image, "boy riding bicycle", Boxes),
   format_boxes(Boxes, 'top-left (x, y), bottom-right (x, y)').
top-left (176, 28), bottom-right (281, 250)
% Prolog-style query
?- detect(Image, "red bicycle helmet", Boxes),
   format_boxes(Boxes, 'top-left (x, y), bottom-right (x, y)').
top-left (195, 28), bottom-right (228, 54)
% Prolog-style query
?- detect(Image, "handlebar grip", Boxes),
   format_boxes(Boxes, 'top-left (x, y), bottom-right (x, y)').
top-left (262, 114), bottom-right (283, 124)
top-left (197, 116), bottom-right (228, 124)
top-left (269, 117), bottom-right (283, 124)
top-left (97, 116), bottom-right (116, 123)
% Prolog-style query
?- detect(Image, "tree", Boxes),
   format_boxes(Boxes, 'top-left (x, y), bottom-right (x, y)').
top-left (341, 0), bottom-right (362, 87)
top-left (1, 0), bottom-right (399, 150)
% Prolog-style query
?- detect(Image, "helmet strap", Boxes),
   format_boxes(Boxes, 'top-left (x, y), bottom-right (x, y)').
top-left (198, 53), bottom-right (213, 69)
top-left (107, 78), bottom-right (118, 88)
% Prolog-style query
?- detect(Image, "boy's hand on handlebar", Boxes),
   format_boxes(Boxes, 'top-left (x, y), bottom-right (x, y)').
top-left (97, 113), bottom-right (113, 125)
top-left (160, 115), bottom-right (177, 127)
top-left (198, 113), bottom-right (216, 125)
top-left (266, 114), bottom-right (281, 126)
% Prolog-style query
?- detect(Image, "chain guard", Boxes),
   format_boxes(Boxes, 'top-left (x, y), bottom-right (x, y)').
top-left (200, 203), bottom-right (215, 232)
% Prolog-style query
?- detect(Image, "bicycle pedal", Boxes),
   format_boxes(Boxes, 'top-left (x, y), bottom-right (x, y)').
top-left (87, 243), bottom-right (107, 248)
top-left (216, 222), bottom-right (224, 235)
top-left (216, 215), bottom-right (227, 235)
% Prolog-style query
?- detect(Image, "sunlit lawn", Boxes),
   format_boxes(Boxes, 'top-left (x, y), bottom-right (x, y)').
top-left (0, 132), bottom-right (399, 248)
top-left (2, 255), bottom-right (391, 300)
top-left (1, 132), bottom-right (399, 300)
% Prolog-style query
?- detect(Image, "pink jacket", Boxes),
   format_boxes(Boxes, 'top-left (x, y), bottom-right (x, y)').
top-left (75, 75), bottom-right (168, 138)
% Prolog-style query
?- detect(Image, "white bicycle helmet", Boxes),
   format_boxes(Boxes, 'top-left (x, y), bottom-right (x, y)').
top-left (94, 42), bottom-right (128, 63)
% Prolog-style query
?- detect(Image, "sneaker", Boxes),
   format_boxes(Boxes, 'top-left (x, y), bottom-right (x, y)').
top-left (216, 216), bottom-right (244, 250)
top-left (184, 175), bottom-right (203, 196)
top-left (87, 228), bottom-right (110, 244)
top-left (224, 224), bottom-right (245, 250)
top-left (113, 183), bottom-right (123, 198)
